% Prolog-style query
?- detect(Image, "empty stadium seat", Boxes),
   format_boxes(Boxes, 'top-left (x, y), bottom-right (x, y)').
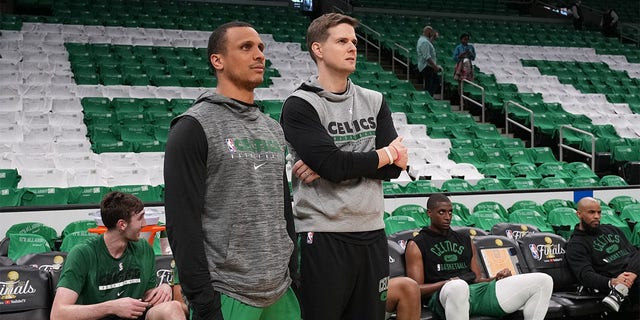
top-left (6, 233), bottom-right (52, 262)
top-left (392, 204), bottom-right (430, 228)
top-left (546, 207), bottom-right (579, 240)
top-left (473, 201), bottom-right (508, 220)
top-left (59, 231), bottom-right (98, 253)
top-left (5, 222), bottom-right (58, 249)
top-left (470, 210), bottom-right (506, 231)
top-left (384, 216), bottom-right (420, 236)
top-left (507, 209), bottom-right (554, 233)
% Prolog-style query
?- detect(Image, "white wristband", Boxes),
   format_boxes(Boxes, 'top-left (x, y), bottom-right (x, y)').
top-left (383, 147), bottom-right (394, 165)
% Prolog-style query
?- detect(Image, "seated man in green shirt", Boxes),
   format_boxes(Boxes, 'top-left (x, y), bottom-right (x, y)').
top-left (51, 191), bottom-right (185, 320)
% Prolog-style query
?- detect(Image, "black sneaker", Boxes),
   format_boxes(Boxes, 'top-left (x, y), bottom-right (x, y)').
top-left (602, 283), bottom-right (629, 312)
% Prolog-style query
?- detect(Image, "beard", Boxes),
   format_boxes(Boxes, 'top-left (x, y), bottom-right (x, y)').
top-left (581, 219), bottom-right (600, 235)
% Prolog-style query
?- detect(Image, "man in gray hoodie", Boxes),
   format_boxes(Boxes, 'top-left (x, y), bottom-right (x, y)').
top-left (164, 21), bottom-right (299, 320)
top-left (280, 13), bottom-right (408, 320)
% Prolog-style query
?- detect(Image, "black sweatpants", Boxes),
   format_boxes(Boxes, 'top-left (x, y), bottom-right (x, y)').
top-left (297, 230), bottom-right (389, 320)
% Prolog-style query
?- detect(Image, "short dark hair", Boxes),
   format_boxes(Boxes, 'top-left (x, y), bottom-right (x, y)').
top-left (207, 21), bottom-right (255, 69)
top-left (306, 13), bottom-right (358, 63)
top-left (427, 193), bottom-right (451, 211)
top-left (100, 191), bottom-right (144, 229)
top-left (460, 32), bottom-right (470, 40)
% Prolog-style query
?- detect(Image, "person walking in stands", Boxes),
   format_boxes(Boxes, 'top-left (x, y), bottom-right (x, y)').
top-left (405, 193), bottom-right (554, 320)
top-left (163, 21), bottom-right (300, 320)
top-left (51, 191), bottom-right (185, 320)
top-left (417, 25), bottom-right (442, 96)
top-left (571, 1), bottom-right (584, 30)
top-left (565, 197), bottom-right (639, 314)
top-left (452, 32), bottom-right (476, 103)
top-left (600, 7), bottom-right (620, 37)
top-left (280, 12), bottom-right (408, 320)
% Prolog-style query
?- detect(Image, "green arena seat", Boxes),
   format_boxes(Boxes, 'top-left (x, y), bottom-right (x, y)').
top-left (538, 177), bottom-right (569, 189)
top-left (508, 209), bottom-right (554, 233)
top-left (5, 222), bottom-right (58, 250)
top-left (600, 206), bottom-right (633, 241)
top-left (21, 187), bottom-right (70, 207)
top-left (470, 210), bottom-right (506, 231)
top-left (509, 200), bottom-right (544, 216)
top-left (7, 233), bottom-right (52, 261)
top-left (543, 199), bottom-right (575, 216)
top-left (504, 148), bottom-right (535, 164)
top-left (59, 231), bottom-right (99, 252)
top-left (441, 178), bottom-right (474, 192)
top-left (620, 204), bottom-right (640, 225)
top-left (382, 181), bottom-right (406, 195)
top-left (547, 207), bottom-right (579, 239)
top-left (608, 195), bottom-right (639, 214)
top-left (384, 216), bottom-right (420, 236)
top-left (569, 176), bottom-right (599, 188)
top-left (0, 169), bottom-right (21, 189)
top-left (61, 220), bottom-right (98, 238)
top-left (537, 162), bottom-right (571, 179)
top-left (452, 202), bottom-right (473, 226)
top-left (527, 147), bottom-right (559, 165)
top-left (510, 163), bottom-right (541, 181)
top-left (473, 201), bottom-right (508, 220)
top-left (110, 185), bottom-right (163, 203)
top-left (403, 180), bottom-right (440, 194)
top-left (392, 204), bottom-right (430, 228)
top-left (473, 178), bottom-right (507, 191)
top-left (507, 177), bottom-right (537, 190)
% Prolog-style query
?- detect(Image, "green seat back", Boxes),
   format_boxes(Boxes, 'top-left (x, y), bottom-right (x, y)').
top-left (7, 233), bottom-right (51, 261)
top-left (508, 209), bottom-right (554, 233)
top-left (392, 204), bottom-right (430, 228)
top-left (547, 207), bottom-right (579, 239)
top-left (62, 220), bottom-right (98, 238)
top-left (470, 210), bottom-right (506, 231)
top-left (452, 202), bottom-right (473, 226)
top-left (608, 195), bottom-right (639, 215)
top-left (620, 204), bottom-right (640, 223)
top-left (473, 201), bottom-right (508, 220)
top-left (59, 231), bottom-right (99, 252)
top-left (0, 169), bottom-right (21, 189)
top-left (384, 216), bottom-right (420, 236)
top-left (441, 178), bottom-right (473, 192)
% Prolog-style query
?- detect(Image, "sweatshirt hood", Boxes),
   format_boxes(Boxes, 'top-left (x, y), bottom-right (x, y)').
top-left (298, 76), bottom-right (355, 103)
top-left (194, 90), bottom-right (261, 121)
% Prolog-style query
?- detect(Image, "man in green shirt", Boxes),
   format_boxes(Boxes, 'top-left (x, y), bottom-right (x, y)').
top-left (51, 191), bottom-right (185, 320)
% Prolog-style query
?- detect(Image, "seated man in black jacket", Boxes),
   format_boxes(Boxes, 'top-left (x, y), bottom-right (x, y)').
top-left (566, 197), bottom-right (640, 313)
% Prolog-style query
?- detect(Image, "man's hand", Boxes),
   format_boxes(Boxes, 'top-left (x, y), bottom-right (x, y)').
top-left (495, 268), bottom-right (512, 280)
top-left (614, 272), bottom-right (637, 288)
top-left (389, 136), bottom-right (408, 170)
top-left (293, 159), bottom-right (320, 184)
top-left (143, 283), bottom-right (172, 307)
top-left (111, 297), bottom-right (149, 319)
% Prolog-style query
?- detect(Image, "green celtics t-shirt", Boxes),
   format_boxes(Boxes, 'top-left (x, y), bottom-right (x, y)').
top-left (57, 235), bottom-right (156, 304)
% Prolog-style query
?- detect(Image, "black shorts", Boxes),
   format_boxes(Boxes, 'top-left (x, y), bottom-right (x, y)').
top-left (297, 230), bottom-right (389, 320)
